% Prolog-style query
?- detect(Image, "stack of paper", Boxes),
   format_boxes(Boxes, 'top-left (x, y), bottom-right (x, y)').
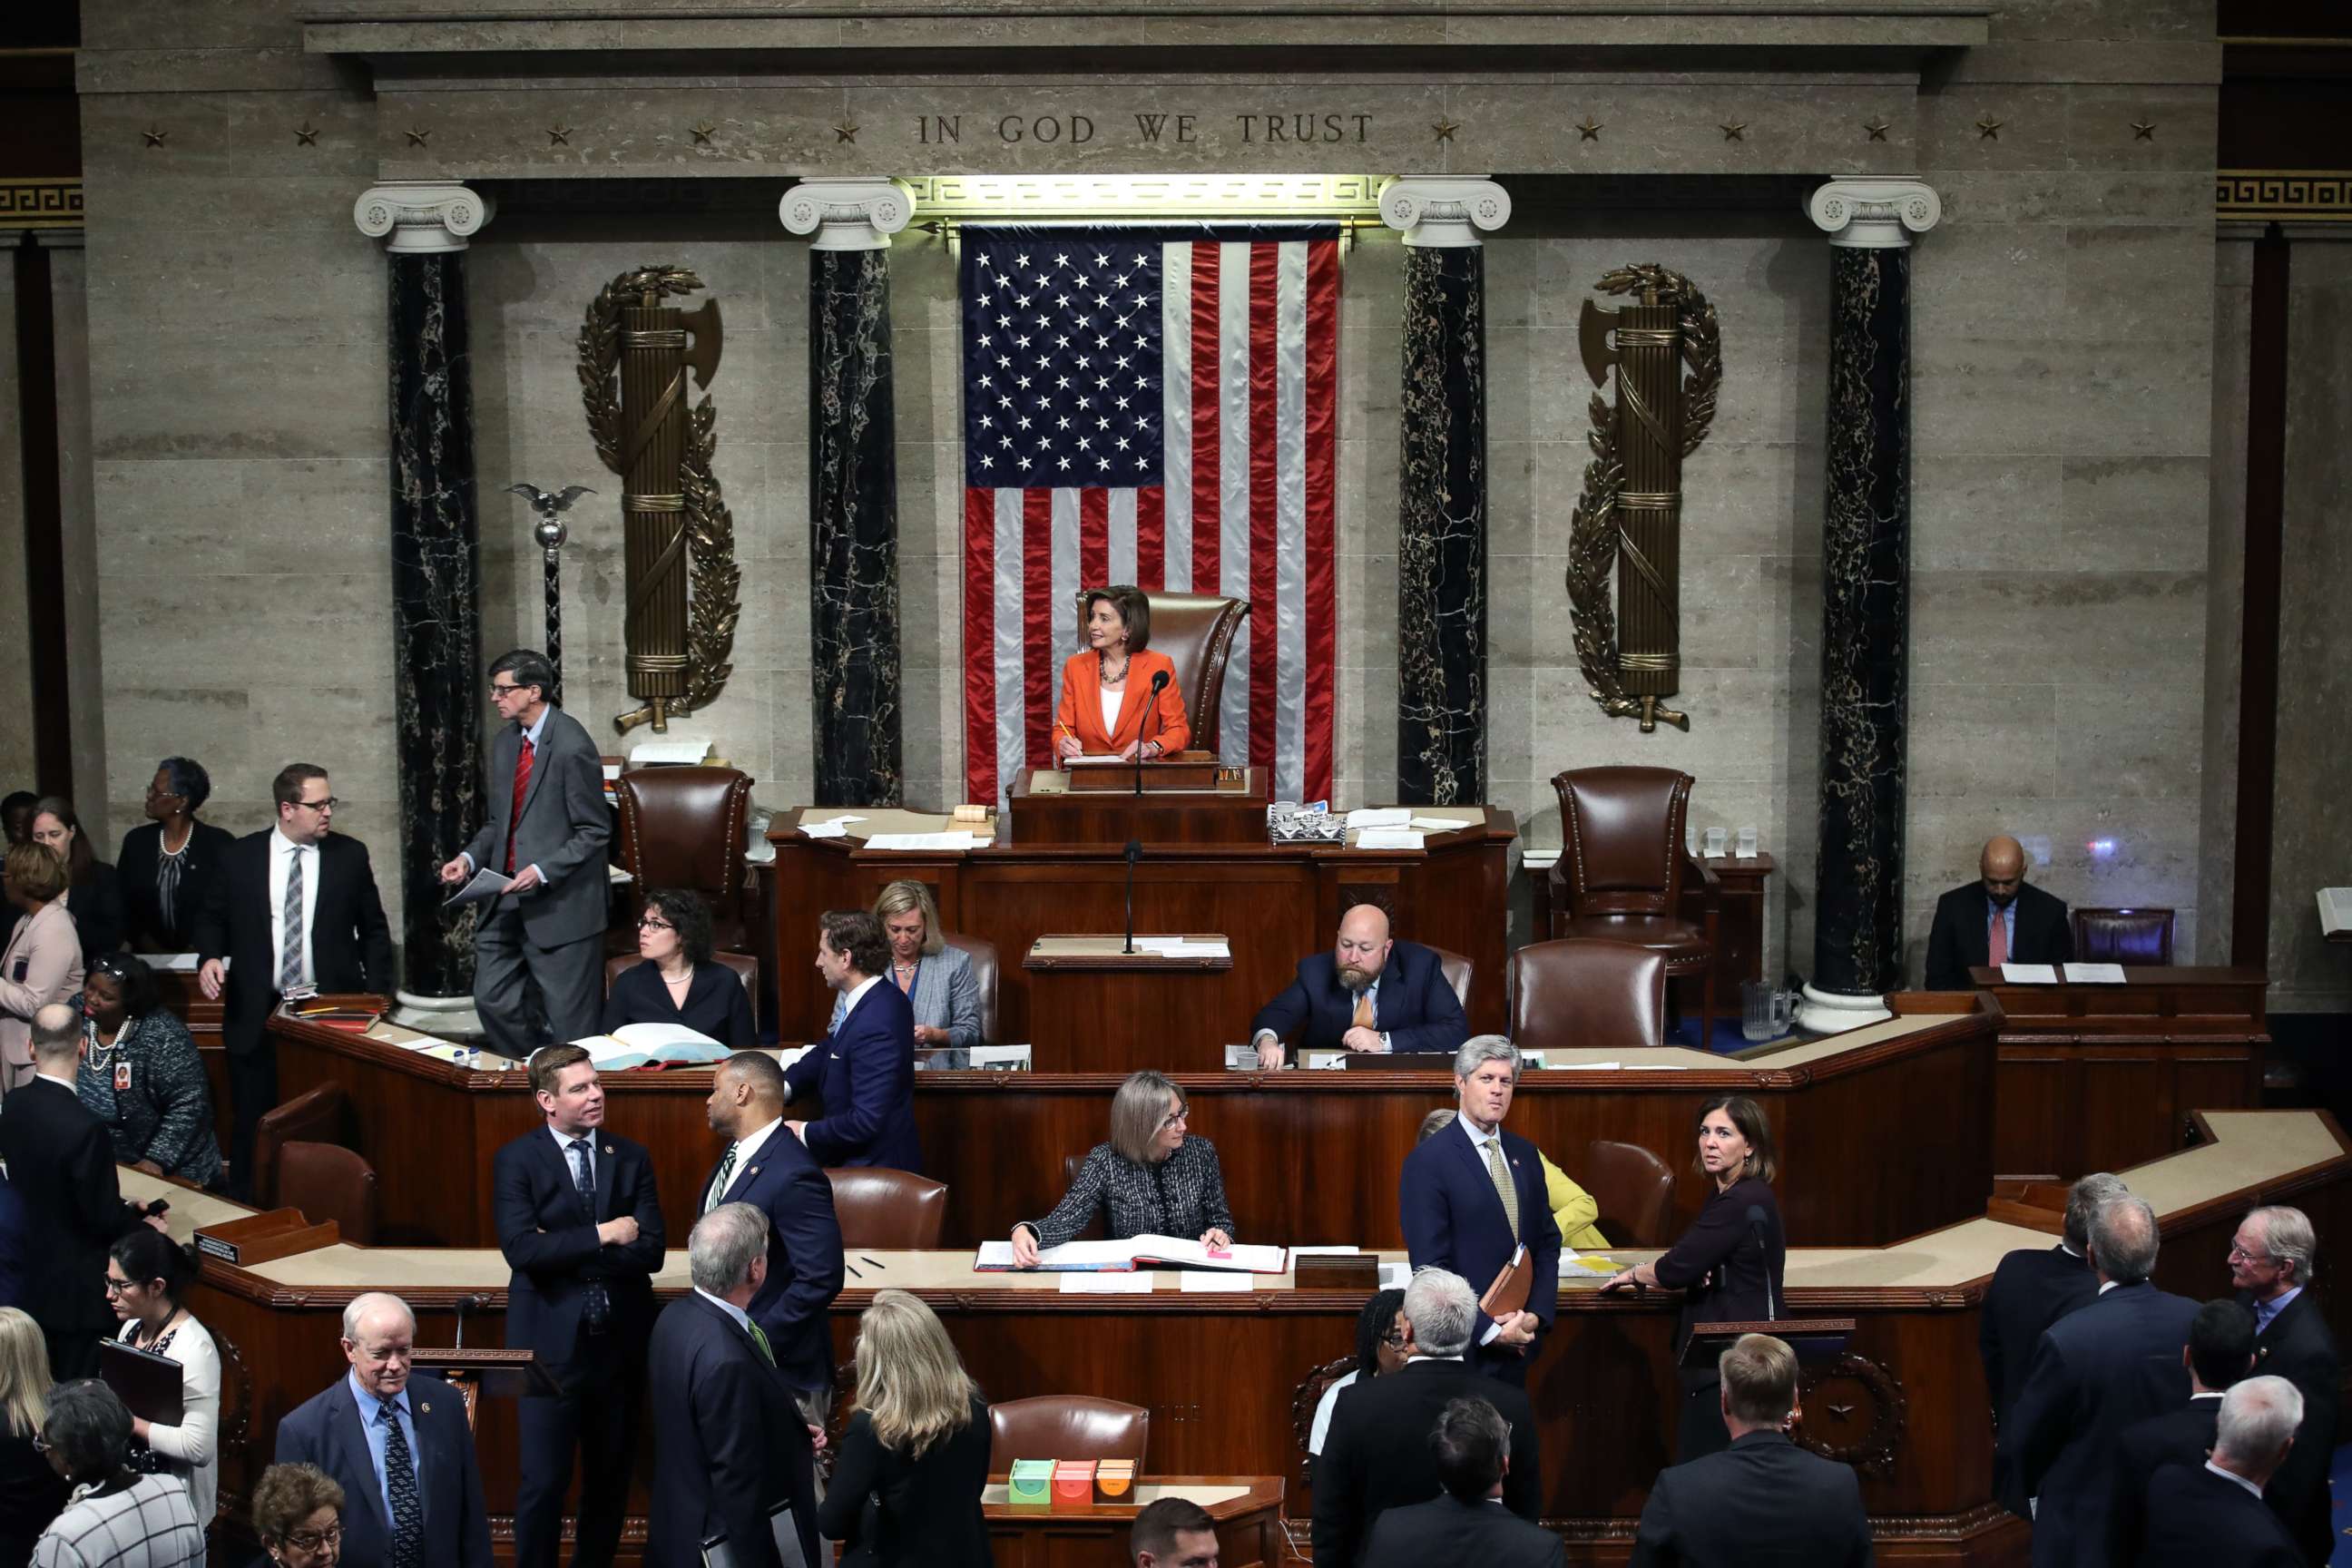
top-left (628, 739), bottom-right (712, 766)
top-left (865, 830), bottom-right (980, 850)
top-left (1999, 963), bottom-right (2061, 983)
top-left (1408, 815), bottom-right (1479, 833)
top-left (1131, 936), bottom-right (1230, 958)
top-left (2062, 962), bottom-right (2129, 984)
top-left (1354, 828), bottom-right (1426, 850)
top-left (975, 1235), bottom-right (1287, 1274)
top-left (1344, 807), bottom-right (1411, 829)
top-left (799, 813), bottom-right (866, 839)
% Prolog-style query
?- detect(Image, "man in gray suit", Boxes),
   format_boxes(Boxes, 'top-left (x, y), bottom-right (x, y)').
top-left (440, 649), bottom-right (612, 1053)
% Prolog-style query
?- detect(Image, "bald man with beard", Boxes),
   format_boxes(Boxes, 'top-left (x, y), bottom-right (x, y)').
top-left (1252, 904), bottom-right (1470, 1069)
top-left (1925, 835), bottom-right (2073, 990)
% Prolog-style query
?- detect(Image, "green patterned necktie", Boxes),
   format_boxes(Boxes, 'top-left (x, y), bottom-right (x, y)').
top-left (747, 1319), bottom-right (776, 1367)
top-left (703, 1142), bottom-right (739, 1214)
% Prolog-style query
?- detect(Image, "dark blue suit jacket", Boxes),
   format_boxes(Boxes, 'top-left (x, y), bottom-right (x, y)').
top-left (702, 1125), bottom-right (847, 1393)
top-left (1399, 1120), bottom-right (1562, 1356)
top-left (646, 1292), bottom-right (818, 1568)
top-left (1250, 940), bottom-right (1470, 1055)
top-left (494, 1127), bottom-right (666, 1367)
top-left (274, 1371), bottom-right (491, 1568)
top-left (785, 979), bottom-right (922, 1171)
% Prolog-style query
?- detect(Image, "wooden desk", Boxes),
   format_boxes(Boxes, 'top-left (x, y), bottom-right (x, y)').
top-left (269, 995), bottom-right (1996, 1250)
top-left (984, 1477), bottom-right (1282, 1568)
top-left (160, 1108), bottom-right (2352, 1562)
top-left (1974, 965), bottom-right (2270, 1182)
top-left (1006, 766), bottom-right (1269, 847)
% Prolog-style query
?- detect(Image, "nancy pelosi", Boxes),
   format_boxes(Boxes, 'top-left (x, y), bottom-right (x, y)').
top-left (1052, 585), bottom-right (1191, 762)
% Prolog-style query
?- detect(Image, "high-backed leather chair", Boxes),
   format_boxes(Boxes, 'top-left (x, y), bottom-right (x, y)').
top-left (1431, 946), bottom-right (1474, 1014)
top-left (1508, 938), bottom-right (1667, 1054)
top-left (2071, 906), bottom-right (2175, 967)
top-left (603, 951), bottom-right (759, 1004)
top-left (1548, 767), bottom-right (1720, 1047)
top-left (1059, 1152), bottom-right (1106, 1240)
top-left (1073, 590), bottom-right (1250, 755)
top-left (942, 932), bottom-right (1000, 1043)
top-left (825, 1167), bottom-right (948, 1250)
top-left (1583, 1139), bottom-right (1677, 1246)
top-left (280, 1141), bottom-right (379, 1243)
top-left (988, 1396), bottom-right (1150, 1471)
top-left (250, 1084), bottom-right (353, 1209)
top-left (614, 766), bottom-right (758, 951)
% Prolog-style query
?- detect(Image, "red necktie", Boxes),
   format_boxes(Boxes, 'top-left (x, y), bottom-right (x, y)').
top-left (505, 736), bottom-right (534, 873)
top-left (1987, 904), bottom-right (2008, 966)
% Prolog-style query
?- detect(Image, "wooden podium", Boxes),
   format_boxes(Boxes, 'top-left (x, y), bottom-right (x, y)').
top-left (1005, 764), bottom-right (1267, 847)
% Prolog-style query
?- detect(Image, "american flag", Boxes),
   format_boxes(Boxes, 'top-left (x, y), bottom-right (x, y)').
top-left (959, 227), bottom-right (1340, 807)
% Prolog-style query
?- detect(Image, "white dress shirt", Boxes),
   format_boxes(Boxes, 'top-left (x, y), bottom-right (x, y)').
top-left (549, 1124), bottom-right (597, 1195)
top-left (2204, 1458), bottom-right (2264, 1500)
top-left (268, 827), bottom-right (321, 987)
top-left (1456, 1115), bottom-right (1514, 1345)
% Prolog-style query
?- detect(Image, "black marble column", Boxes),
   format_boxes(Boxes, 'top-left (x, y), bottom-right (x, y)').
top-left (389, 251), bottom-right (486, 995)
top-left (1811, 245), bottom-right (1913, 997)
top-left (809, 248), bottom-right (902, 807)
top-left (1396, 245), bottom-right (1487, 807)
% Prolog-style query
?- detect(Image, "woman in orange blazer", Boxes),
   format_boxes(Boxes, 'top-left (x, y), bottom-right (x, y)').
top-left (1053, 585), bottom-right (1192, 761)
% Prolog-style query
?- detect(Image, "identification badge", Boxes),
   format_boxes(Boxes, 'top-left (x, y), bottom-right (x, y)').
top-left (114, 1063), bottom-right (132, 1093)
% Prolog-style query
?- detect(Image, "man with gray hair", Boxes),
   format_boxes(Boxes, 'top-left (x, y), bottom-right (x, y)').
top-left (646, 1203), bottom-right (819, 1568)
top-left (2229, 1204), bottom-right (2338, 1563)
top-left (1979, 1171), bottom-right (2126, 1512)
top-left (1311, 1268), bottom-right (1542, 1568)
top-left (2133, 1375), bottom-right (2306, 1567)
top-left (2006, 1193), bottom-right (2198, 1568)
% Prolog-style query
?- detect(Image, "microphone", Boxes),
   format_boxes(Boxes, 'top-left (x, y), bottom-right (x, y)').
top-left (1122, 838), bottom-right (1142, 956)
top-left (1747, 1204), bottom-right (1776, 1319)
top-left (1134, 669), bottom-right (1171, 799)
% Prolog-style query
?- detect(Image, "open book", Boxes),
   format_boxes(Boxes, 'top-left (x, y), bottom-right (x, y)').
top-left (564, 1023), bottom-right (731, 1070)
top-left (975, 1233), bottom-right (1289, 1275)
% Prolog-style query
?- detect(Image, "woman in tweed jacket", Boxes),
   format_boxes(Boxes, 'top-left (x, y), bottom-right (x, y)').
top-left (1010, 1070), bottom-right (1235, 1264)
top-left (75, 954), bottom-right (222, 1189)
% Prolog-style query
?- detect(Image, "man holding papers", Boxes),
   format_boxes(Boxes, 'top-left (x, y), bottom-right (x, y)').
top-left (1250, 904), bottom-right (1470, 1068)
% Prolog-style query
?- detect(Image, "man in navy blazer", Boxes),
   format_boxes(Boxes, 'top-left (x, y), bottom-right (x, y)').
top-left (784, 910), bottom-right (921, 1171)
top-left (2005, 1193), bottom-right (2199, 1568)
top-left (703, 1050), bottom-right (847, 1408)
top-left (1398, 1036), bottom-right (1560, 1384)
top-left (2135, 1377), bottom-right (2308, 1568)
top-left (1252, 904), bottom-right (1470, 1067)
top-left (495, 1044), bottom-right (667, 1568)
top-left (274, 1291), bottom-right (492, 1568)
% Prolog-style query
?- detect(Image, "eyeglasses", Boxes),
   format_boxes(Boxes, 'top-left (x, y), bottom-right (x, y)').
top-left (103, 1277), bottom-right (138, 1297)
top-left (89, 956), bottom-right (133, 980)
top-left (142, 784), bottom-right (181, 801)
top-left (489, 682), bottom-right (528, 697)
top-left (292, 798), bottom-right (338, 813)
top-left (1380, 1330), bottom-right (1407, 1348)
top-left (283, 1524), bottom-right (345, 1553)
top-left (1159, 1109), bottom-right (1190, 1131)
top-left (2229, 1244), bottom-right (2274, 1263)
top-left (637, 916), bottom-right (674, 931)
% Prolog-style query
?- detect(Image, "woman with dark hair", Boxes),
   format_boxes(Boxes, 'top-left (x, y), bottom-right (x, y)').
top-left (1308, 1288), bottom-right (1407, 1457)
top-left (1602, 1093), bottom-right (1786, 1459)
top-left (0, 797), bottom-right (34, 849)
top-left (78, 956), bottom-right (221, 1189)
top-left (103, 1230), bottom-right (220, 1531)
top-left (603, 888), bottom-right (756, 1047)
top-left (250, 1462), bottom-right (345, 1568)
top-left (1009, 1070), bottom-right (1233, 1267)
top-left (28, 799), bottom-right (122, 969)
top-left (30, 1379), bottom-right (203, 1567)
top-left (1050, 585), bottom-right (1191, 762)
top-left (114, 760), bottom-right (234, 954)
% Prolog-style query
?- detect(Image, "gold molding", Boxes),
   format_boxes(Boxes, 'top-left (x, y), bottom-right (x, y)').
top-left (2217, 171), bottom-right (2352, 223)
top-left (0, 179), bottom-right (83, 230)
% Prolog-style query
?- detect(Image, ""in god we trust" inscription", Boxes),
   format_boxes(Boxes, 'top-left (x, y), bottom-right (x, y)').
top-left (916, 113), bottom-right (1378, 146)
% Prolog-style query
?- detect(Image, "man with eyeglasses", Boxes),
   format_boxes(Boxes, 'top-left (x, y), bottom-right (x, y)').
top-left (439, 649), bottom-right (611, 1057)
top-left (195, 761), bottom-right (392, 1200)
top-left (2229, 1205), bottom-right (2339, 1565)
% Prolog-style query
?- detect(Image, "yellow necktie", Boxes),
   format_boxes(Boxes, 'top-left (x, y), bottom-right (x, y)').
top-left (1485, 1138), bottom-right (1521, 1237)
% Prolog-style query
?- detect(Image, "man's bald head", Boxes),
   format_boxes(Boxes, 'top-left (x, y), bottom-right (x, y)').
top-left (31, 1003), bottom-right (79, 1063)
top-left (1335, 904), bottom-right (1394, 988)
top-left (1980, 836), bottom-right (2027, 906)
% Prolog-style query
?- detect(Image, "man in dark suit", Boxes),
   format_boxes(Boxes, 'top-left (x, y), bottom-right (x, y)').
top-left (783, 910), bottom-right (921, 1172)
top-left (647, 1202), bottom-right (820, 1568)
top-left (704, 1050), bottom-right (846, 1424)
top-left (1980, 1171), bottom-right (2123, 1512)
top-left (2136, 1376), bottom-right (2308, 1568)
top-left (2110, 1298), bottom-right (2258, 1567)
top-left (2006, 1192), bottom-right (2200, 1568)
top-left (0, 1006), bottom-right (163, 1378)
top-left (1924, 835), bottom-right (2072, 990)
top-left (1312, 1269), bottom-right (1543, 1568)
top-left (1397, 1037), bottom-right (1560, 1383)
top-left (2230, 1203), bottom-right (2339, 1564)
top-left (1363, 1396), bottom-right (1563, 1568)
top-left (1132, 1497), bottom-right (1220, 1568)
top-left (1630, 1332), bottom-right (1872, 1567)
top-left (495, 1044), bottom-right (667, 1568)
top-left (195, 761), bottom-right (394, 1199)
top-left (1251, 903), bottom-right (1470, 1067)
top-left (274, 1291), bottom-right (493, 1568)
top-left (438, 648), bottom-right (611, 1055)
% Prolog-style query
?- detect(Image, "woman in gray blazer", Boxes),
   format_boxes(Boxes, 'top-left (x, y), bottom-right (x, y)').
top-left (865, 879), bottom-right (984, 1048)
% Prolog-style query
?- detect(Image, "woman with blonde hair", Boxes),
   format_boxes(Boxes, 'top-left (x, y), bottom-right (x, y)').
top-left (837, 880), bottom-right (982, 1049)
top-left (818, 1289), bottom-right (992, 1567)
top-left (0, 1308), bottom-right (69, 1563)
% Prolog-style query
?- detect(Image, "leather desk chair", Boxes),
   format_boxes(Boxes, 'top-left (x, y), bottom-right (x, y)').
top-left (942, 932), bottom-right (1000, 1043)
top-left (1431, 946), bottom-right (1475, 1014)
top-left (1060, 1152), bottom-right (1107, 1240)
top-left (2071, 906), bottom-right (2175, 966)
top-left (280, 1141), bottom-right (379, 1243)
top-left (1507, 938), bottom-right (1668, 1054)
top-left (825, 1167), bottom-right (948, 1250)
top-left (614, 767), bottom-right (758, 952)
top-left (988, 1396), bottom-right (1150, 1472)
top-left (1583, 1140), bottom-right (1677, 1246)
top-left (1073, 590), bottom-right (1250, 754)
top-left (250, 1084), bottom-right (353, 1209)
top-left (1547, 766), bottom-right (1720, 1047)
top-left (603, 951), bottom-right (759, 1009)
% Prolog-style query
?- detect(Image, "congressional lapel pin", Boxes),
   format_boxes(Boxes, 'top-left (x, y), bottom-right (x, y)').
top-left (419, 1402), bottom-right (431, 1415)
top-left (114, 1063), bottom-right (132, 1093)
top-left (603, 1144), bottom-right (614, 1155)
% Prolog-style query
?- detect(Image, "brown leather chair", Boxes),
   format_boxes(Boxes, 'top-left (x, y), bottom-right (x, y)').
top-left (614, 766), bottom-right (758, 951)
top-left (1058, 1152), bottom-right (1106, 1240)
top-left (279, 1141), bottom-right (379, 1244)
top-left (1073, 590), bottom-right (1250, 754)
top-left (603, 951), bottom-right (759, 1000)
top-left (988, 1395), bottom-right (1150, 1471)
top-left (1430, 946), bottom-right (1474, 1014)
top-left (250, 1084), bottom-right (353, 1209)
top-left (942, 932), bottom-right (1000, 1043)
top-left (1548, 767), bottom-right (1720, 1047)
top-left (1508, 938), bottom-right (1667, 1054)
top-left (825, 1167), bottom-right (949, 1250)
top-left (1583, 1139), bottom-right (1677, 1246)
top-left (2072, 906), bottom-right (2175, 967)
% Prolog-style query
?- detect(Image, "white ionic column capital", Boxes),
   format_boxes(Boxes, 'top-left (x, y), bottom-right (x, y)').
top-left (1378, 176), bottom-right (1512, 249)
top-left (779, 178), bottom-right (915, 250)
top-left (1807, 180), bottom-right (1942, 250)
top-left (353, 182), bottom-right (494, 254)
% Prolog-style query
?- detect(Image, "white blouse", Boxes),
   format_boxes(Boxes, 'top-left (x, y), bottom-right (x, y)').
top-left (1099, 687), bottom-right (1125, 740)
top-left (117, 1315), bottom-right (220, 1530)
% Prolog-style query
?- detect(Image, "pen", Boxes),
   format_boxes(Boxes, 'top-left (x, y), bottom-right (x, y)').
top-left (845, 1262), bottom-right (864, 1280)
top-left (860, 1256), bottom-right (885, 1270)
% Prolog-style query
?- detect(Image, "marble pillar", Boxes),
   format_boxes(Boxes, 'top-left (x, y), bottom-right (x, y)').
top-left (358, 183), bottom-right (494, 995)
top-left (1803, 181), bottom-right (1940, 1024)
top-left (1383, 178), bottom-right (1510, 807)
top-left (784, 180), bottom-right (912, 807)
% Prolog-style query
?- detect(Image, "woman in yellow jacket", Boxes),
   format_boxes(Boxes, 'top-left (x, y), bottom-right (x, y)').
top-left (1416, 1108), bottom-right (1610, 1250)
